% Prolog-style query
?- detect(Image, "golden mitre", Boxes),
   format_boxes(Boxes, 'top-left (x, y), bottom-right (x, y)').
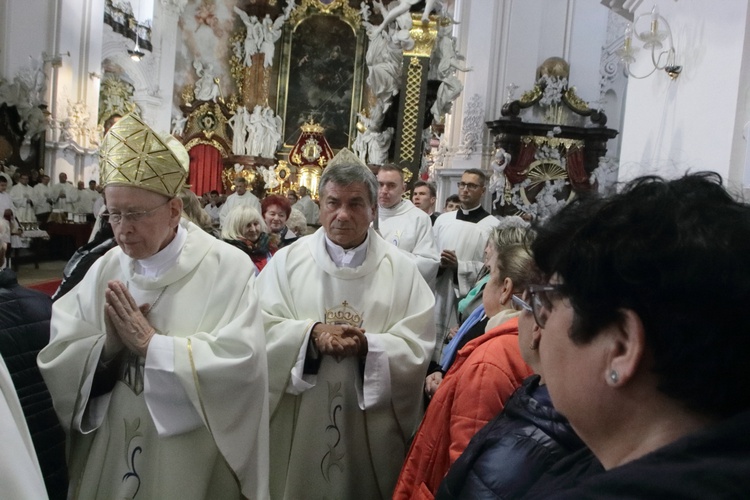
top-left (327, 148), bottom-right (369, 171)
top-left (99, 113), bottom-right (189, 197)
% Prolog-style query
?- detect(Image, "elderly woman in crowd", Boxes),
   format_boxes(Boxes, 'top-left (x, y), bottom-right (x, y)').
top-left (393, 226), bottom-right (537, 499)
top-left (436, 288), bottom-right (590, 499)
top-left (261, 194), bottom-right (298, 248)
top-left (286, 207), bottom-right (307, 238)
top-left (519, 173), bottom-right (750, 497)
top-left (221, 205), bottom-right (277, 273)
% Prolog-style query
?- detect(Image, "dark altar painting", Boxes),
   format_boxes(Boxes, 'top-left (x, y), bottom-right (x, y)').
top-left (282, 15), bottom-right (361, 150)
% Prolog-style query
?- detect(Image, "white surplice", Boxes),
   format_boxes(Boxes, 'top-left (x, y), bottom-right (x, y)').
top-left (378, 199), bottom-right (439, 290)
top-left (432, 209), bottom-right (500, 362)
top-left (49, 182), bottom-right (79, 212)
top-left (38, 220), bottom-right (270, 499)
top-left (257, 227), bottom-right (435, 500)
top-left (219, 190), bottom-right (261, 227)
top-left (10, 183), bottom-right (36, 222)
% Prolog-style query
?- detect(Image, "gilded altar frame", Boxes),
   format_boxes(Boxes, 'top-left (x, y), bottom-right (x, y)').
top-left (276, 0), bottom-right (366, 153)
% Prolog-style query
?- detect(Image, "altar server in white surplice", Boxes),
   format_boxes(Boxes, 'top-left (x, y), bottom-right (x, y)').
top-left (37, 114), bottom-right (270, 500)
top-left (257, 149), bottom-right (435, 500)
top-left (219, 176), bottom-right (261, 227)
top-left (49, 172), bottom-right (79, 213)
top-left (432, 168), bottom-right (500, 363)
top-left (377, 164), bottom-right (439, 289)
top-left (10, 173), bottom-right (36, 223)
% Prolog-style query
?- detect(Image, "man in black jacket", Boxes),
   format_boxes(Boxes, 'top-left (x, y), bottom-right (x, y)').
top-left (0, 245), bottom-right (68, 499)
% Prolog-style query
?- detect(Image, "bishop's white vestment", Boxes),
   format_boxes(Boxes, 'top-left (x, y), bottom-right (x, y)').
top-left (378, 199), bottom-right (439, 289)
top-left (432, 208), bottom-right (499, 362)
top-left (0, 355), bottom-right (49, 499)
top-left (257, 228), bottom-right (435, 500)
top-left (38, 220), bottom-right (270, 499)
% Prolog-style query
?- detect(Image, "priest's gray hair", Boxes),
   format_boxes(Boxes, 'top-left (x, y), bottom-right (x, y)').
top-left (320, 163), bottom-right (378, 206)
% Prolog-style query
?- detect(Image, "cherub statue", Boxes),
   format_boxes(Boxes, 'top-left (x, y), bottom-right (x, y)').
top-left (489, 148), bottom-right (511, 206)
top-left (171, 114), bottom-right (188, 137)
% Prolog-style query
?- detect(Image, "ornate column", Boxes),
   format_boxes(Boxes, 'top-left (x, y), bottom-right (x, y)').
top-left (392, 14), bottom-right (437, 182)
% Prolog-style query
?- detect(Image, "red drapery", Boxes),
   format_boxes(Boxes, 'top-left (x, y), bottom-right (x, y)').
top-left (188, 144), bottom-right (224, 195)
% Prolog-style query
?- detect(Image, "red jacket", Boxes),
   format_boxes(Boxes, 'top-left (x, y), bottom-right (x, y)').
top-left (392, 317), bottom-right (532, 499)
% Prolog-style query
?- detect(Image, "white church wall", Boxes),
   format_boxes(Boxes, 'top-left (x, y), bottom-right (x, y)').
top-left (618, 0), bottom-right (750, 189)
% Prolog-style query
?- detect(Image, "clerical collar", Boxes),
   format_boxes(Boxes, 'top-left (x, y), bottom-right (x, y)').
top-left (456, 204), bottom-right (490, 223)
top-left (324, 232), bottom-right (369, 268)
top-left (133, 223), bottom-right (187, 278)
top-left (379, 199), bottom-right (405, 214)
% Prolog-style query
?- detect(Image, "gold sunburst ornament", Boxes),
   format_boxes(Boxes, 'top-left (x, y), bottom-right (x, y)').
top-left (99, 113), bottom-right (189, 197)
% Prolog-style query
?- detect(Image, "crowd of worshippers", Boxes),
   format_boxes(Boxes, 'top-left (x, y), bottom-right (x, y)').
top-left (1, 112), bottom-right (749, 499)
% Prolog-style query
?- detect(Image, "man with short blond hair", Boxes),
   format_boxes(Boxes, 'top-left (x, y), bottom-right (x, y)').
top-left (377, 165), bottom-right (439, 288)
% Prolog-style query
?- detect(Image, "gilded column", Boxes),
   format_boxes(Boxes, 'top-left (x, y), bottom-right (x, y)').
top-left (393, 14), bottom-right (438, 180)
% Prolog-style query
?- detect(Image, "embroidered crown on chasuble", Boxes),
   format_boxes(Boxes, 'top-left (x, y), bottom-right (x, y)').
top-left (325, 300), bottom-right (364, 328)
top-left (99, 113), bottom-right (189, 197)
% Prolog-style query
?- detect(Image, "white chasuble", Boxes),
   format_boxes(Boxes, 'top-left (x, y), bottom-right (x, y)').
top-left (257, 228), bottom-right (435, 500)
top-left (0, 355), bottom-right (49, 499)
top-left (38, 221), bottom-right (270, 500)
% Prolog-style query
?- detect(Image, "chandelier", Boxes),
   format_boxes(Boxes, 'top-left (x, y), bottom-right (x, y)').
top-left (618, 5), bottom-right (682, 80)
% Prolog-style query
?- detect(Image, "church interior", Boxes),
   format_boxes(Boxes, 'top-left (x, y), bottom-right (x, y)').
top-left (1, 0), bottom-right (749, 220)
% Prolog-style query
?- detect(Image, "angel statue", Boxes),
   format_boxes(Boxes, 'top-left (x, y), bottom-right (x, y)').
top-left (193, 60), bottom-right (220, 102)
top-left (234, 7), bottom-right (262, 67)
top-left (260, 14), bottom-right (285, 69)
top-left (372, 0), bottom-right (442, 36)
top-left (489, 148), bottom-right (511, 206)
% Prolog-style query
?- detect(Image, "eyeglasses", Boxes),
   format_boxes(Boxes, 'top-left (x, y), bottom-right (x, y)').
top-left (528, 284), bottom-right (566, 328)
top-left (103, 200), bottom-right (170, 225)
top-left (457, 182), bottom-right (482, 191)
top-left (511, 294), bottom-right (532, 312)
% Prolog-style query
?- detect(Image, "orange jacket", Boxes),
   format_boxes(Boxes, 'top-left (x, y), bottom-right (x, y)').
top-left (392, 317), bottom-right (532, 499)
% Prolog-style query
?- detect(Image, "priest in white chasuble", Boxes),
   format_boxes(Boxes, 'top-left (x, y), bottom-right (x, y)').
top-left (37, 114), bottom-right (270, 500)
top-left (257, 149), bottom-right (435, 500)
top-left (432, 169), bottom-right (500, 363)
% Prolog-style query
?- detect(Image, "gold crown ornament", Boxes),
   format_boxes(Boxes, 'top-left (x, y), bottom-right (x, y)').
top-left (99, 113), bottom-right (189, 197)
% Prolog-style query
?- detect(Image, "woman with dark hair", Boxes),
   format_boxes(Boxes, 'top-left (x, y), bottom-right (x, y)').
top-left (221, 205), bottom-right (277, 273)
top-left (261, 194), bottom-right (298, 248)
top-left (522, 173), bottom-right (750, 497)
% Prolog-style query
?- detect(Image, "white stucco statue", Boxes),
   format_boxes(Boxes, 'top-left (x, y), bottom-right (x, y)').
top-left (193, 60), bottom-right (220, 102)
top-left (260, 14), bottom-right (285, 69)
top-left (372, 0), bottom-right (442, 36)
top-left (234, 7), bottom-right (262, 67)
top-left (228, 107), bottom-right (248, 155)
top-left (171, 114), bottom-right (187, 137)
top-left (489, 148), bottom-right (511, 206)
